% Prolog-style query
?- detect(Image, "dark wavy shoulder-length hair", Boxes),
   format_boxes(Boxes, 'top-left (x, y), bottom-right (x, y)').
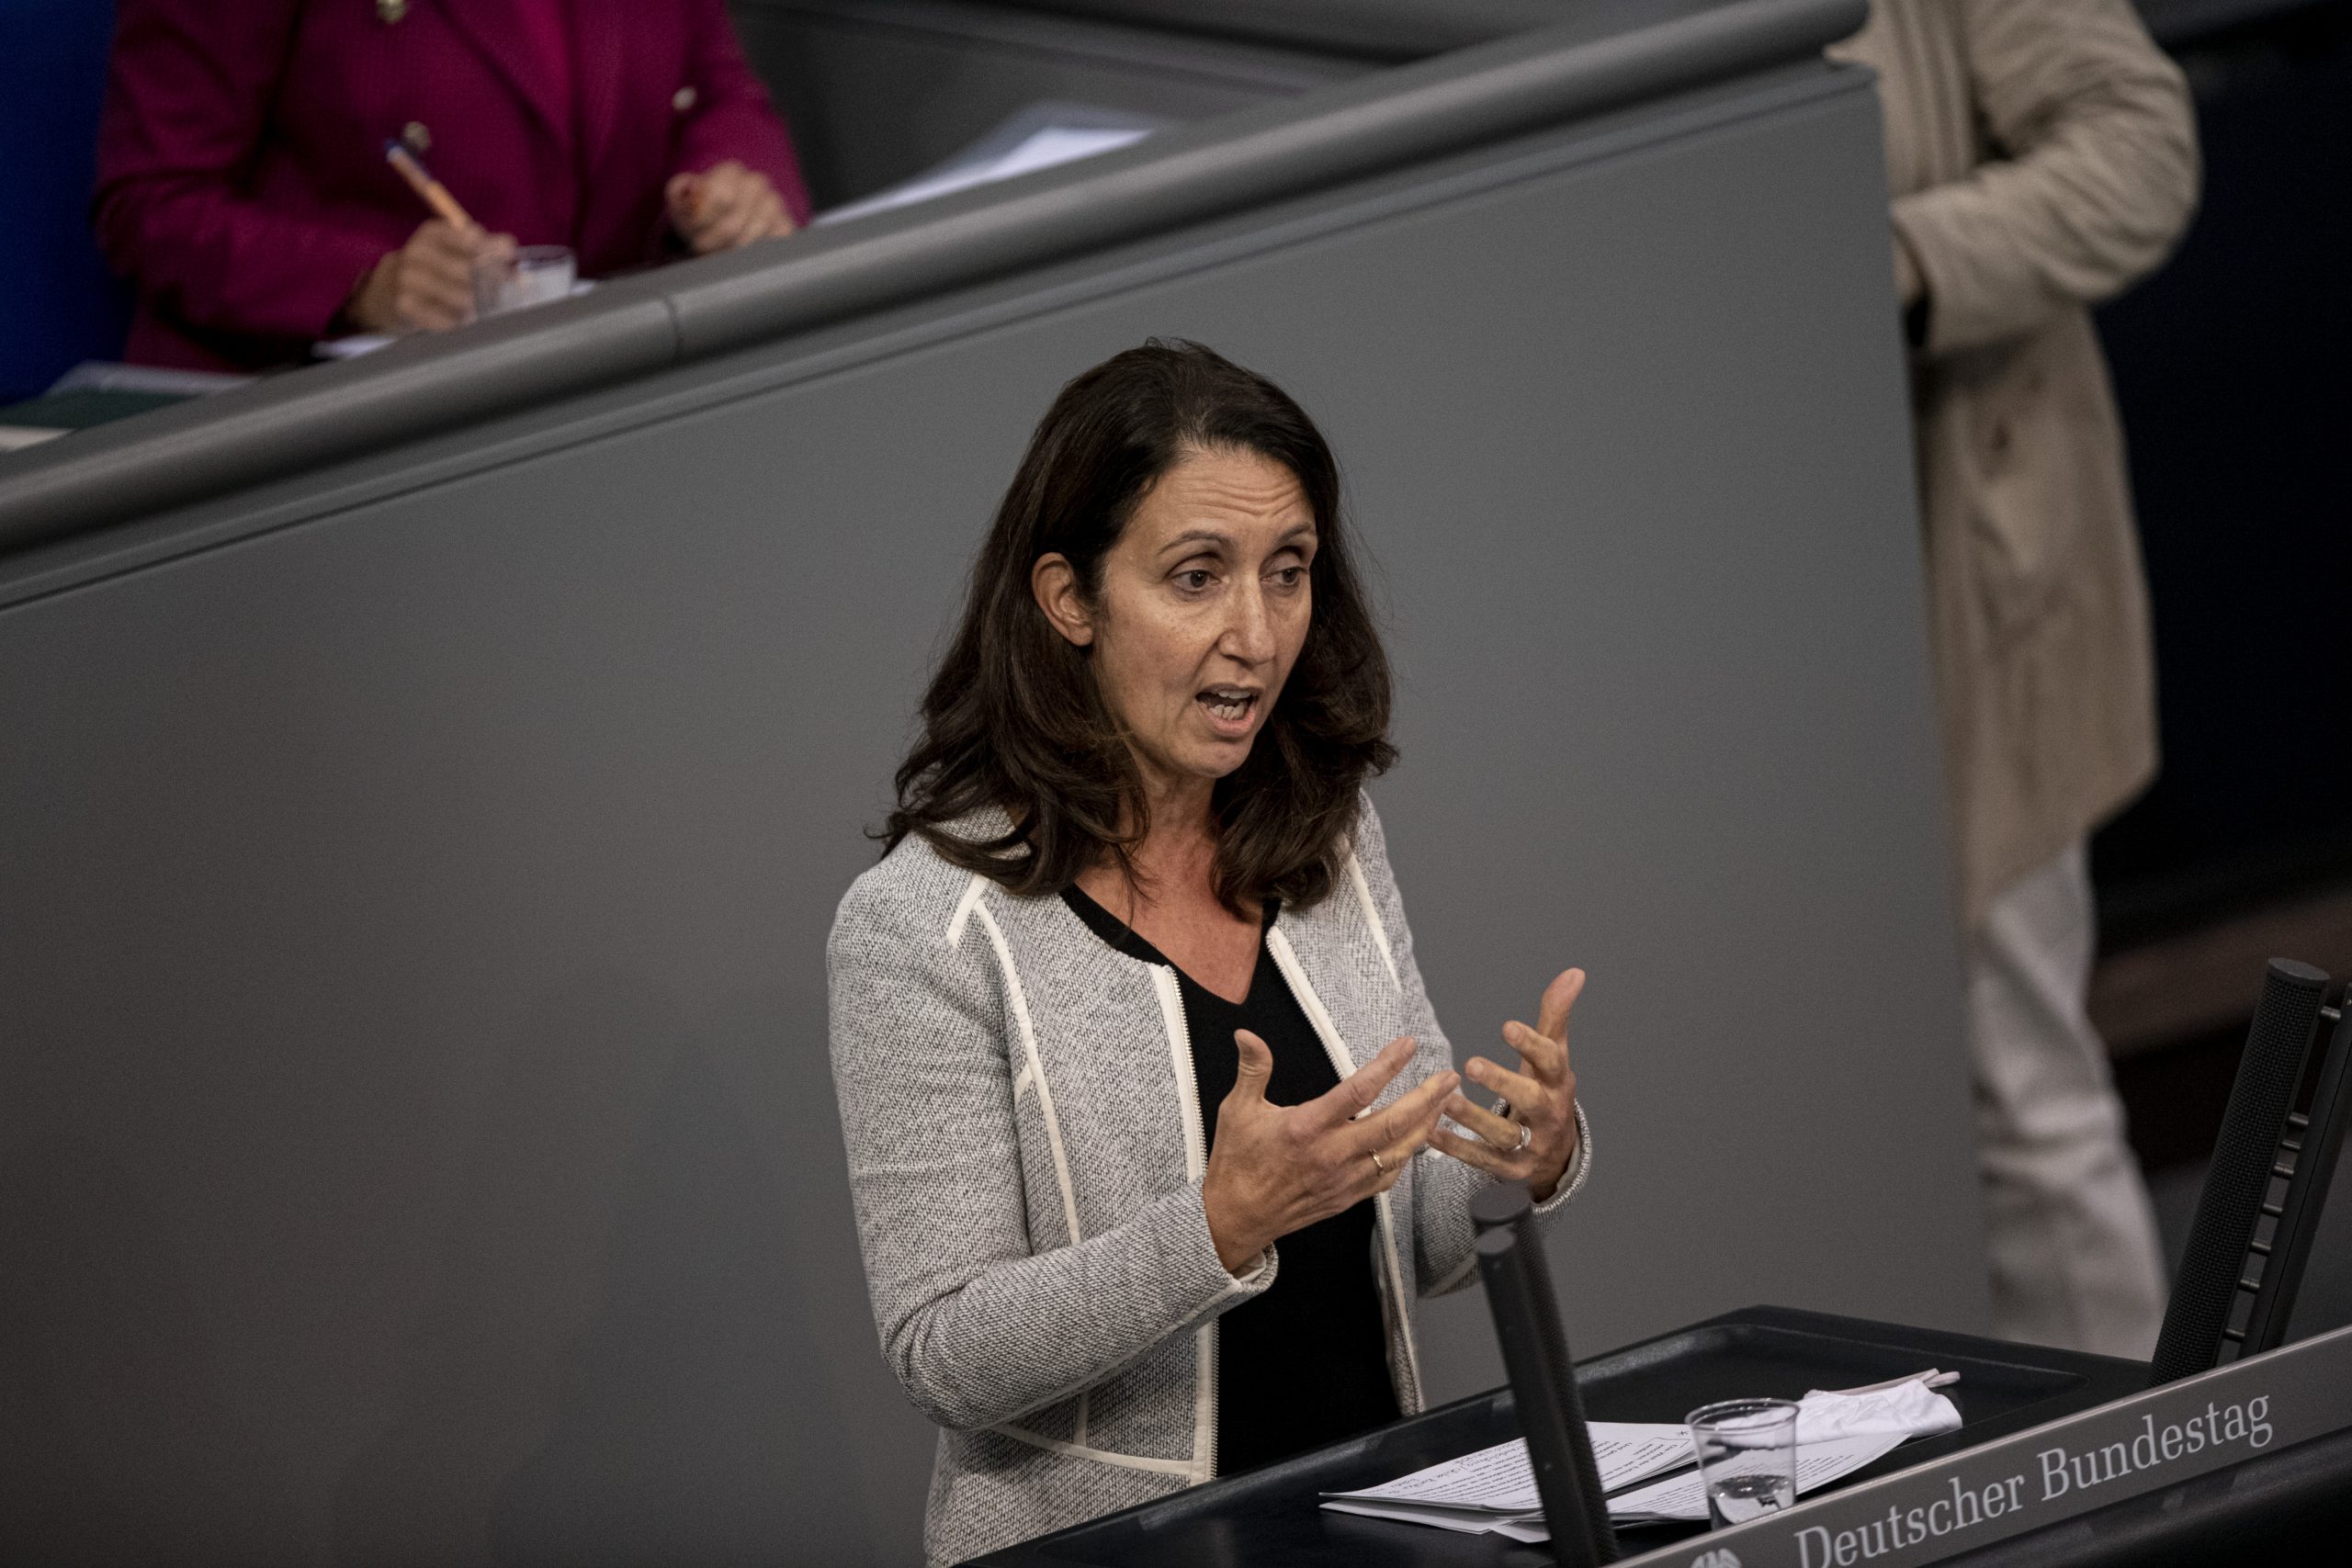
top-left (883, 339), bottom-right (1396, 914)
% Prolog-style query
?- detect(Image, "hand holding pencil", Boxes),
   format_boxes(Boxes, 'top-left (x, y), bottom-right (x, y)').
top-left (342, 141), bottom-right (515, 335)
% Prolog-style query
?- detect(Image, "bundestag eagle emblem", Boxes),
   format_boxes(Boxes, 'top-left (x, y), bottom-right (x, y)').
top-left (1690, 1551), bottom-right (1741, 1568)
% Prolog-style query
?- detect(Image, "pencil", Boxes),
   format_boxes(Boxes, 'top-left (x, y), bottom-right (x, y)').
top-left (383, 140), bottom-right (477, 232)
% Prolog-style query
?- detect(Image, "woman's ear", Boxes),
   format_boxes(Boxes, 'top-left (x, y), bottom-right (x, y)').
top-left (1031, 552), bottom-right (1096, 647)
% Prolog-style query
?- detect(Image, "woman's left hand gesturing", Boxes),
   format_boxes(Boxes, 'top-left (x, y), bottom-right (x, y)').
top-left (1430, 967), bottom-right (1583, 1201)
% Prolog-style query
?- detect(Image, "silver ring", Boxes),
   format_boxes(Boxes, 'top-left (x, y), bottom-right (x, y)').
top-left (1370, 1147), bottom-right (1387, 1174)
top-left (1513, 1122), bottom-right (1532, 1152)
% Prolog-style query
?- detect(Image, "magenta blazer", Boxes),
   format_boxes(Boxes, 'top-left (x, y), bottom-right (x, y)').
top-left (95, 0), bottom-right (812, 371)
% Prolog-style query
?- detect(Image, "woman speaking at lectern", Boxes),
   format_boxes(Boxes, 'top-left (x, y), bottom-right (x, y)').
top-left (827, 341), bottom-right (1593, 1564)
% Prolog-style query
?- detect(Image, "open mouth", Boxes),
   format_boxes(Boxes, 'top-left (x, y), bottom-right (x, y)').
top-left (1198, 686), bottom-right (1260, 729)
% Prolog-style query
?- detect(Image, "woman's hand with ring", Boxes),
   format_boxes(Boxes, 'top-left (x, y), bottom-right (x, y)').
top-left (1202, 1032), bottom-right (1457, 1275)
top-left (1430, 967), bottom-right (1584, 1201)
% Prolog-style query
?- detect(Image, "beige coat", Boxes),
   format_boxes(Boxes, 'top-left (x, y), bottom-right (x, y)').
top-left (1831, 0), bottom-right (2199, 926)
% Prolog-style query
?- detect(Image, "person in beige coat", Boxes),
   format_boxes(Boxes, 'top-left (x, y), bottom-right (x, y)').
top-left (1831, 0), bottom-right (2200, 1359)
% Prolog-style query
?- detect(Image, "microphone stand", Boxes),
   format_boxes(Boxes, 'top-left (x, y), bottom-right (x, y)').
top-left (1473, 1182), bottom-right (1619, 1565)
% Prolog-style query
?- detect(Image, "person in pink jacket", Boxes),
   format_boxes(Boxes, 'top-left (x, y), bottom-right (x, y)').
top-left (94, 0), bottom-right (812, 372)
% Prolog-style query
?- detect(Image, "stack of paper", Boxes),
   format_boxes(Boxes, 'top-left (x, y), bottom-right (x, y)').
top-left (1320, 1425), bottom-right (1693, 1540)
top-left (1320, 1371), bottom-right (1963, 1540)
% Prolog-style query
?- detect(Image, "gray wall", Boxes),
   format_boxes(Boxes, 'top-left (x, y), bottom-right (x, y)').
top-left (0, 60), bottom-right (1985, 1568)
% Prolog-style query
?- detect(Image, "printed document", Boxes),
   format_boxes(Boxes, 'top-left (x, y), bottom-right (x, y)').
top-left (1318, 1372), bottom-right (1959, 1539)
top-left (1320, 1424), bottom-right (1690, 1523)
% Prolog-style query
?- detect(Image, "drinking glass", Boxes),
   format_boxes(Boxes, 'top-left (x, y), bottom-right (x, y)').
top-left (1686, 1398), bottom-right (1801, 1529)
top-left (472, 244), bottom-right (576, 319)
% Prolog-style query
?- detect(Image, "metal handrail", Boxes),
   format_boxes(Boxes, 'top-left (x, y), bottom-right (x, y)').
top-left (0, 0), bottom-right (1863, 556)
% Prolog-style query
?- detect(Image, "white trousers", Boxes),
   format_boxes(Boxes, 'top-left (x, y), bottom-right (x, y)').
top-left (1966, 841), bottom-right (2168, 1359)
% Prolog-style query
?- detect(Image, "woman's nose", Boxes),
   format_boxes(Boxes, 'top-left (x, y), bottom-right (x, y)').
top-left (1221, 581), bottom-right (1277, 662)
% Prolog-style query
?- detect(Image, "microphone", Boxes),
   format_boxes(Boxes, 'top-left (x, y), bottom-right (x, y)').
top-left (1473, 1182), bottom-right (1619, 1564)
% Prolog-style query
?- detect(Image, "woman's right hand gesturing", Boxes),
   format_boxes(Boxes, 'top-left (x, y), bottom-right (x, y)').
top-left (1201, 1032), bottom-right (1457, 1275)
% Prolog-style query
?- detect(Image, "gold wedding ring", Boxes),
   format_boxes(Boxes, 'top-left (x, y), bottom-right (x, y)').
top-left (1369, 1147), bottom-right (1388, 1174)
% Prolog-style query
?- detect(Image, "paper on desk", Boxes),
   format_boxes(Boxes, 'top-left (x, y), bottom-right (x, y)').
top-left (1321, 1424), bottom-right (1693, 1516)
top-left (816, 125), bottom-right (1151, 226)
top-left (1317, 1502), bottom-right (1589, 1547)
top-left (313, 280), bottom-right (597, 361)
top-left (1323, 1430), bottom-right (1904, 1538)
top-left (1317, 1371), bottom-right (1960, 1539)
top-left (1322, 1498), bottom-right (1519, 1534)
top-left (1796, 1377), bottom-right (1962, 1443)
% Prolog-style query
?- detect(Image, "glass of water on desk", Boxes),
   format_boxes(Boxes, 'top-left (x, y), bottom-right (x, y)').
top-left (472, 244), bottom-right (576, 319)
top-left (1686, 1399), bottom-right (1801, 1528)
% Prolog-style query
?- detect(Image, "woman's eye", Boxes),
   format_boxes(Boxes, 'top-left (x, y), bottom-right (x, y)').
top-left (1271, 567), bottom-right (1306, 588)
top-left (1177, 570), bottom-right (1215, 591)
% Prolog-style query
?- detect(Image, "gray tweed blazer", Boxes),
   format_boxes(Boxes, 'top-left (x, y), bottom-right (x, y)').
top-left (826, 796), bottom-right (1591, 1565)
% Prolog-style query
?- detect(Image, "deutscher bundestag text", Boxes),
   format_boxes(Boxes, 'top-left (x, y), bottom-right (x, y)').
top-left (1795, 1395), bottom-right (2272, 1567)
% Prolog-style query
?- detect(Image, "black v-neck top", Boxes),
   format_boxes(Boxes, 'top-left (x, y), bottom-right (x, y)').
top-left (1060, 885), bottom-right (1400, 1475)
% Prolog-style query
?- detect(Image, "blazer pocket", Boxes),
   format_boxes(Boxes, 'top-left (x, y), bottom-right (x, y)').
top-left (1958, 333), bottom-right (2097, 645)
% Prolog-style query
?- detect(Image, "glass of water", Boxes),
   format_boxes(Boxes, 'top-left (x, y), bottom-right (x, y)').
top-left (1686, 1398), bottom-right (1800, 1528)
top-left (471, 243), bottom-right (576, 319)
